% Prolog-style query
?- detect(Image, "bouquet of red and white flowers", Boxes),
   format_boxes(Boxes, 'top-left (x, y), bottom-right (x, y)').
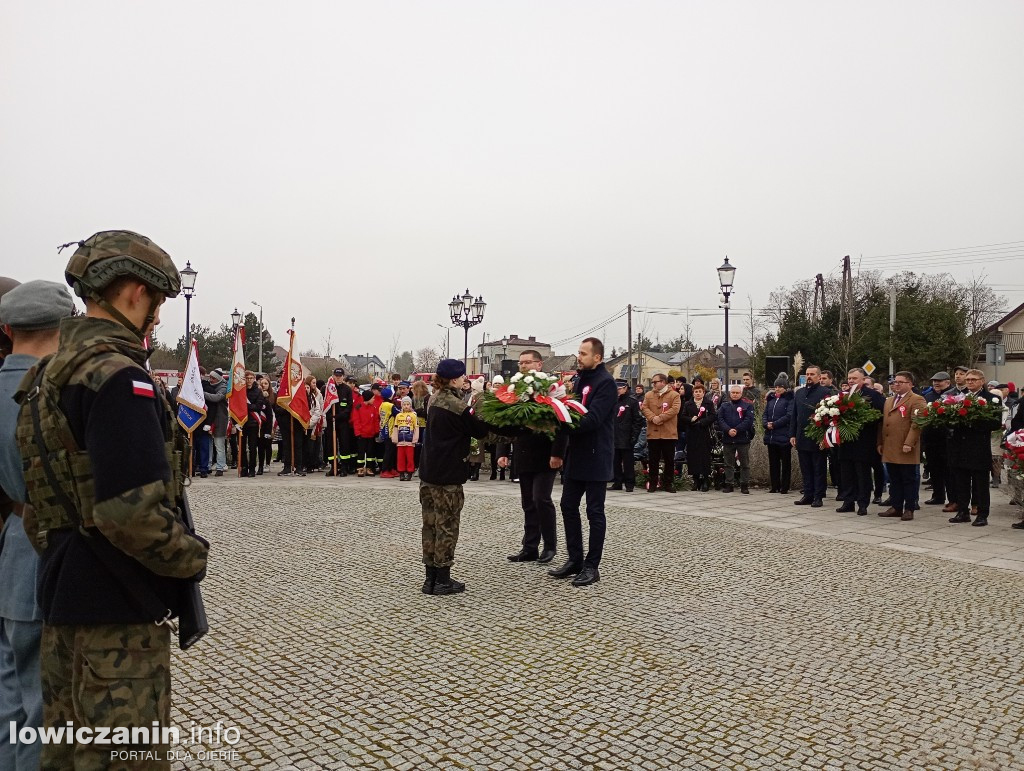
top-left (804, 392), bottom-right (881, 447)
top-left (912, 392), bottom-right (1002, 430)
top-left (473, 370), bottom-right (585, 437)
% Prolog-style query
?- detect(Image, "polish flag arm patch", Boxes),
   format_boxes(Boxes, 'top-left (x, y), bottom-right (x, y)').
top-left (132, 380), bottom-right (155, 398)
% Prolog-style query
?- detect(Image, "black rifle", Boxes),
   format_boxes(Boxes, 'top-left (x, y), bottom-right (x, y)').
top-left (177, 490), bottom-right (209, 649)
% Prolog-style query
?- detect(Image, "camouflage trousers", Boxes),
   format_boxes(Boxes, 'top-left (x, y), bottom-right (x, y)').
top-left (420, 483), bottom-right (464, 567)
top-left (40, 622), bottom-right (171, 770)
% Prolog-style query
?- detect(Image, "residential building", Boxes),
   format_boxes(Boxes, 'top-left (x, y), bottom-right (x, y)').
top-left (982, 301), bottom-right (1024, 386)
top-left (478, 334), bottom-right (553, 377)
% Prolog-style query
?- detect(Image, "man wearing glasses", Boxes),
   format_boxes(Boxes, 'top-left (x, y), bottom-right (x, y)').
top-left (497, 350), bottom-right (566, 564)
top-left (949, 369), bottom-right (1003, 526)
top-left (876, 372), bottom-right (926, 520)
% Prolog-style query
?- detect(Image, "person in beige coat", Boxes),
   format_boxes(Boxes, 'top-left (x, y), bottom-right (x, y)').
top-left (641, 374), bottom-right (682, 492)
top-left (876, 371), bottom-right (927, 520)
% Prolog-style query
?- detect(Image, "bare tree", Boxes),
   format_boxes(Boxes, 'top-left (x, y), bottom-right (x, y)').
top-left (957, 272), bottom-right (1007, 360)
top-left (414, 346), bottom-right (441, 373)
top-left (321, 328), bottom-right (334, 361)
top-left (385, 334), bottom-right (401, 374)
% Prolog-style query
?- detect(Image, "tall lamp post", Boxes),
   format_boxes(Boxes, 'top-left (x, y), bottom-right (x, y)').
top-left (449, 288), bottom-right (486, 368)
top-left (231, 308), bottom-right (242, 338)
top-left (717, 257), bottom-right (736, 385)
top-left (180, 261), bottom-right (198, 352)
top-left (499, 336), bottom-right (509, 377)
top-left (436, 323), bottom-right (452, 359)
top-left (251, 300), bottom-right (263, 374)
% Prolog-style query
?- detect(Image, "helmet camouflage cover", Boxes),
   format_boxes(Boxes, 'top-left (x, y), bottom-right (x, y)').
top-left (64, 230), bottom-right (181, 300)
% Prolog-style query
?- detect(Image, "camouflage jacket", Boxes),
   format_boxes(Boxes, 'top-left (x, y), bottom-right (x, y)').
top-left (16, 316), bottom-right (208, 623)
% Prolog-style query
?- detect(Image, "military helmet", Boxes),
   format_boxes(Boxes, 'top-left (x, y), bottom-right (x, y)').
top-left (64, 230), bottom-right (181, 300)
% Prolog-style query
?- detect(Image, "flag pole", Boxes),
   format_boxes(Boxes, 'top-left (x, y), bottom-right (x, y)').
top-left (332, 405), bottom-right (338, 477)
top-left (237, 427), bottom-right (243, 477)
top-left (188, 432), bottom-right (194, 479)
top-left (290, 423), bottom-right (295, 475)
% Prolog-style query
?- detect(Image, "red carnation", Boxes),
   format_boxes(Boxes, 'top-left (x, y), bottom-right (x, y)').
top-left (958, 408), bottom-right (968, 416)
top-left (936, 406), bottom-right (945, 414)
top-left (963, 399), bottom-right (973, 407)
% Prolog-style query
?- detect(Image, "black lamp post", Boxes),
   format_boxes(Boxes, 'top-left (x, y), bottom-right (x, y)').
top-left (230, 307), bottom-right (242, 340)
top-left (717, 257), bottom-right (736, 385)
top-left (180, 261), bottom-right (198, 352)
top-left (449, 288), bottom-right (486, 368)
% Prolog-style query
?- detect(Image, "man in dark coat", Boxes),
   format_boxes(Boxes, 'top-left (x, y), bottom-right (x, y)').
top-left (836, 367), bottom-right (886, 515)
top-left (548, 338), bottom-right (616, 587)
top-left (922, 371), bottom-right (954, 506)
top-left (716, 385), bottom-right (755, 493)
top-left (497, 350), bottom-right (569, 564)
top-left (949, 369), bottom-right (1004, 526)
top-left (611, 379), bottom-right (643, 491)
top-left (790, 365), bottom-right (830, 507)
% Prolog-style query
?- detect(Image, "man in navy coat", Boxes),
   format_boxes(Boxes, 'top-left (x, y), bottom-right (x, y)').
top-left (548, 337), bottom-right (616, 587)
top-left (791, 365), bottom-right (831, 507)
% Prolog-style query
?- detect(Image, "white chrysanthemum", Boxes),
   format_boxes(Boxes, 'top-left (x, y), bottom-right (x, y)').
top-left (526, 386), bottom-right (534, 394)
top-left (829, 408), bottom-right (840, 416)
top-left (536, 371), bottom-right (549, 379)
top-left (524, 376), bottom-right (534, 384)
top-left (511, 373), bottom-right (523, 382)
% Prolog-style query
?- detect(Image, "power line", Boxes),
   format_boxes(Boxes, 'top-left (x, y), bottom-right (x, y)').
top-left (859, 240), bottom-right (1024, 261)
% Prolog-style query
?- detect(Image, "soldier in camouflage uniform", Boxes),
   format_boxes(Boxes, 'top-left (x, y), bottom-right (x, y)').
top-left (417, 359), bottom-right (499, 595)
top-left (15, 231), bottom-right (210, 770)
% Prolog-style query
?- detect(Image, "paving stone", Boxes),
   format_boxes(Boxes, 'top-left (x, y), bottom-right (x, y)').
top-left (166, 474), bottom-right (1024, 770)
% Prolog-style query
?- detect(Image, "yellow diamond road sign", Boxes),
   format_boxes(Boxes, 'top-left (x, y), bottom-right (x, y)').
top-left (863, 360), bottom-right (876, 375)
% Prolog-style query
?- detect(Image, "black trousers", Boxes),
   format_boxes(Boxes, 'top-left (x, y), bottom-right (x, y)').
top-left (647, 438), bottom-right (676, 489)
top-left (955, 468), bottom-right (990, 515)
top-left (871, 456), bottom-right (886, 498)
top-left (613, 448), bottom-right (634, 488)
top-left (887, 463), bottom-right (920, 511)
top-left (945, 457), bottom-right (959, 506)
top-left (518, 470), bottom-right (558, 552)
top-left (356, 436), bottom-right (377, 471)
top-left (560, 478), bottom-right (607, 568)
top-left (924, 445), bottom-right (948, 500)
top-left (798, 448), bottom-right (827, 500)
top-left (280, 416), bottom-right (305, 472)
top-left (241, 424), bottom-right (259, 474)
top-left (767, 444), bottom-right (792, 491)
top-left (828, 449), bottom-right (842, 488)
top-left (839, 458), bottom-right (872, 509)
top-left (258, 435), bottom-right (272, 470)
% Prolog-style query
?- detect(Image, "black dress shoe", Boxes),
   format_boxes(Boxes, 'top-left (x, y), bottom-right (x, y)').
top-left (722, 485), bottom-right (734, 493)
top-left (879, 498), bottom-right (892, 507)
top-left (1011, 521), bottom-right (1024, 530)
top-left (923, 497), bottom-right (944, 505)
top-left (661, 486), bottom-right (676, 494)
top-left (811, 499), bottom-right (823, 507)
top-left (537, 549), bottom-right (556, 564)
top-left (949, 512), bottom-right (971, 523)
top-left (740, 485), bottom-right (750, 495)
top-left (624, 486), bottom-right (634, 492)
top-left (971, 516), bottom-right (988, 527)
top-left (548, 560), bottom-right (583, 579)
top-left (507, 549), bottom-right (539, 562)
top-left (872, 496), bottom-right (883, 505)
top-left (768, 488), bottom-right (779, 494)
top-left (571, 566), bottom-right (600, 587)
top-left (794, 496), bottom-right (813, 505)
top-left (857, 507), bottom-right (869, 516)
top-left (836, 503), bottom-right (855, 513)
top-left (608, 483), bottom-right (623, 491)
top-left (214, 470), bottom-right (223, 477)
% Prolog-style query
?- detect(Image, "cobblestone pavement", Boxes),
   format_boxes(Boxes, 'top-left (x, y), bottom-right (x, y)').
top-left (170, 472), bottom-right (1024, 770)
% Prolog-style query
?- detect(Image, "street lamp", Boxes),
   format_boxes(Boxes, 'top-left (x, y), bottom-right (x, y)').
top-left (449, 288), bottom-right (486, 368)
top-left (436, 323), bottom-right (452, 359)
top-left (251, 300), bottom-right (263, 374)
top-left (717, 257), bottom-right (736, 384)
top-left (180, 261), bottom-right (198, 352)
top-left (500, 336), bottom-right (509, 377)
top-left (231, 307), bottom-right (241, 334)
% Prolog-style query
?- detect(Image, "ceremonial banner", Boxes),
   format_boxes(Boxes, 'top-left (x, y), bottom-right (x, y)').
top-left (323, 377), bottom-right (339, 415)
top-left (228, 325), bottom-right (248, 427)
top-left (276, 327), bottom-right (311, 428)
top-left (176, 340), bottom-right (207, 433)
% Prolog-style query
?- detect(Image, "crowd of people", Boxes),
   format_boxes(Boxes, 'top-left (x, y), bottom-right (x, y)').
top-left (1, 230), bottom-right (1023, 767)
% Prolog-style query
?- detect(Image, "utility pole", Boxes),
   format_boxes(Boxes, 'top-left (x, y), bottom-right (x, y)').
top-left (627, 304), bottom-right (633, 386)
top-left (811, 273), bottom-right (824, 324)
top-left (889, 285), bottom-right (897, 378)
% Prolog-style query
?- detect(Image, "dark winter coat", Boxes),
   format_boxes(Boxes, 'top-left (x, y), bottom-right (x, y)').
top-left (717, 397), bottom-right (755, 444)
top-left (614, 392), bottom-right (644, 450)
top-left (836, 387), bottom-right (886, 462)
top-left (420, 387), bottom-right (495, 485)
top-left (792, 382), bottom-right (831, 452)
top-left (496, 430), bottom-right (569, 475)
top-left (681, 397), bottom-right (716, 476)
top-left (204, 379), bottom-right (229, 436)
top-left (553, 363), bottom-right (616, 482)
top-left (922, 386), bottom-right (953, 455)
top-left (762, 390), bottom-right (794, 446)
top-left (948, 389), bottom-right (1004, 470)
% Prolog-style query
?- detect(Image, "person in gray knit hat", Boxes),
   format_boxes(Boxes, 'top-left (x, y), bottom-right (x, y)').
top-left (0, 279), bottom-right (74, 769)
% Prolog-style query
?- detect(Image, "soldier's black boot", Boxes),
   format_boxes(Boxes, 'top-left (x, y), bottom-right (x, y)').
top-left (421, 566), bottom-right (436, 594)
top-left (431, 566), bottom-right (465, 595)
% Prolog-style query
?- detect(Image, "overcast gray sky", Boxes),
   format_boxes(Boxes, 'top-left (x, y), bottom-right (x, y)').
top-left (3, 1), bottom-right (1023, 363)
